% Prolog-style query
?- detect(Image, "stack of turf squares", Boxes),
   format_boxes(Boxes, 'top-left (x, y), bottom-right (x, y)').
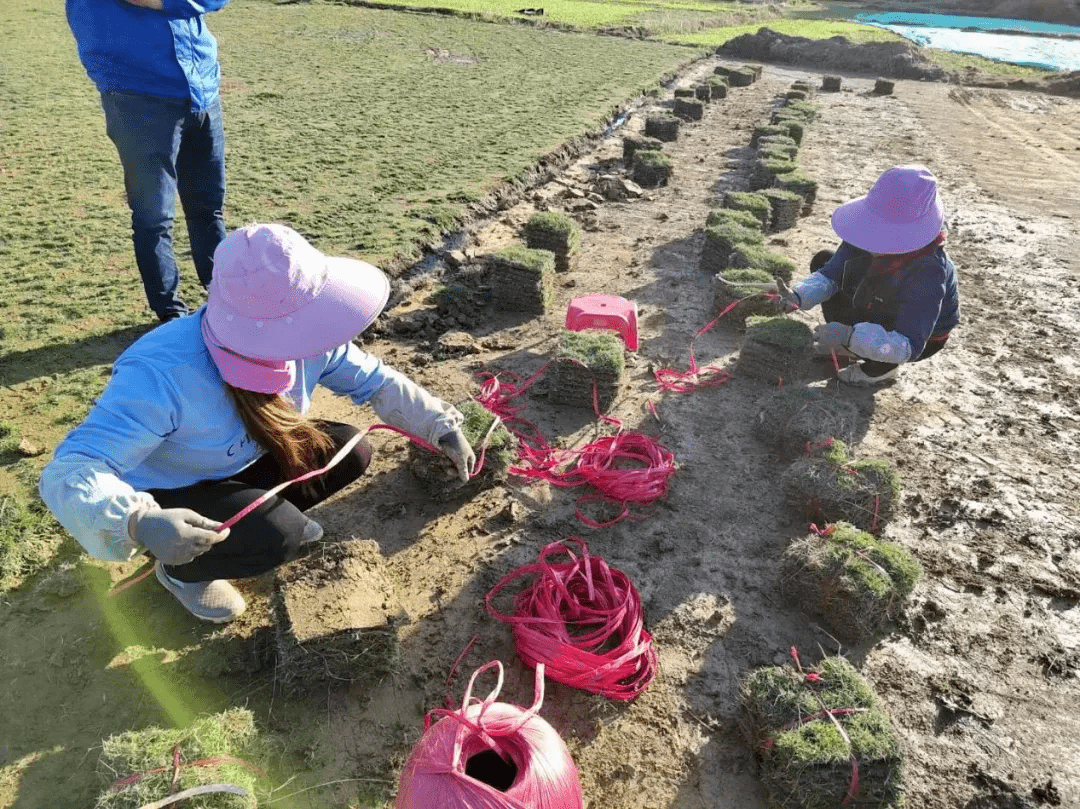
top-left (737, 315), bottom-right (813, 382)
top-left (771, 100), bottom-right (819, 149)
top-left (409, 400), bottom-right (517, 501)
top-left (702, 207), bottom-right (796, 282)
top-left (486, 244), bottom-right (555, 314)
top-left (757, 134), bottom-right (798, 160)
top-left (431, 282), bottom-right (484, 327)
top-left (725, 188), bottom-right (802, 233)
top-left (623, 134), bottom-right (662, 162)
top-left (633, 149), bottom-right (673, 188)
top-left (730, 243), bottom-right (795, 281)
top-left (776, 171), bottom-right (819, 217)
top-left (752, 124), bottom-right (794, 148)
top-left (786, 79), bottom-right (814, 101)
top-left (674, 95), bottom-right (704, 121)
top-left (547, 329), bottom-right (625, 411)
top-left (95, 709), bottom-right (270, 808)
top-left (715, 269), bottom-right (783, 326)
top-left (701, 209), bottom-right (763, 273)
top-left (750, 157), bottom-right (799, 192)
top-left (783, 439), bottom-right (901, 532)
top-left (705, 74), bottom-right (729, 99)
top-left (741, 656), bottom-right (906, 809)
top-left (720, 64), bottom-right (760, 87)
top-left (782, 522), bottom-right (922, 644)
top-left (722, 191), bottom-right (771, 229)
top-left (644, 112), bottom-right (680, 142)
top-left (523, 210), bottom-right (581, 271)
top-left (746, 96), bottom-right (820, 215)
top-left (753, 387), bottom-right (863, 455)
top-left (272, 539), bottom-right (400, 692)
top-left (761, 188), bottom-right (804, 232)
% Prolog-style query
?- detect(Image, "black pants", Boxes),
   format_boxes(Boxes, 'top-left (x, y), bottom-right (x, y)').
top-left (812, 250), bottom-right (949, 377)
top-left (150, 422), bottom-right (371, 582)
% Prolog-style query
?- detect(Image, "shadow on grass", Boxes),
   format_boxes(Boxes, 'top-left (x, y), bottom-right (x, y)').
top-left (0, 324), bottom-right (155, 388)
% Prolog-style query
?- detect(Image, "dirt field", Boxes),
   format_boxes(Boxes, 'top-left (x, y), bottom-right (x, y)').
top-left (5, 54), bottom-right (1080, 809)
top-left (275, 60), bottom-right (1080, 808)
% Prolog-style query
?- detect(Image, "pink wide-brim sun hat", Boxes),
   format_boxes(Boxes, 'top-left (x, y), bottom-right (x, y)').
top-left (831, 165), bottom-right (945, 255)
top-left (205, 223), bottom-right (390, 361)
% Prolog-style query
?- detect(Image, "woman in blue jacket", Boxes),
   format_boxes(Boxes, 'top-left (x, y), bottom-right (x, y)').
top-left (40, 225), bottom-right (475, 623)
top-left (782, 165), bottom-right (960, 386)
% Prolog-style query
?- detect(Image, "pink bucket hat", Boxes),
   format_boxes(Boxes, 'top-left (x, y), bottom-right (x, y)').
top-left (203, 224), bottom-right (390, 391)
top-left (831, 165), bottom-right (945, 255)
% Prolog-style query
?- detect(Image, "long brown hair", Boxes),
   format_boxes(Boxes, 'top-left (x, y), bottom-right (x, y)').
top-left (226, 385), bottom-right (336, 495)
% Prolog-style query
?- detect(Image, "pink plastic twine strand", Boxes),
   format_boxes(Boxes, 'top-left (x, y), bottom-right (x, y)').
top-left (788, 647), bottom-right (861, 805)
top-left (485, 537), bottom-right (657, 701)
top-left (653, 311), bottom-right (733, 394)
top-left (213, 423), bottom-right (490, 533)
top-left (424, 660), bottom-right (545, 761)
top-left (653, 291), bottom-right (779, 394)
top-left (475, 367), bottom-right (675, 528)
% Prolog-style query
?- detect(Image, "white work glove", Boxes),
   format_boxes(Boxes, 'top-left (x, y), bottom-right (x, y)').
top-left (814, 322), bottom-right (854, 351)
top-left (438, 429), bottom-right (476, 483)
top-left (776, 277), bottom-right (802, 313)
top-left (369, 367), bottom-right (465, 447)
top-left (129, 507), bottom-right (229, 566)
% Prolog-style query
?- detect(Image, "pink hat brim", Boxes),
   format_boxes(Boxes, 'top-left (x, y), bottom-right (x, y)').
top-left (831, 193), bottom-right (945, 255)
top-left (205, 256), bottom-right (390, 361)
top-left (201, 314), bottom-right (296, 393)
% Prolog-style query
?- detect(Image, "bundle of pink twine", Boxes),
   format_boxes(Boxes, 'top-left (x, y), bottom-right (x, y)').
top-left (395, 661), bottom-right (584, 809)
top-left (485, 538), bottom-right (657, 701)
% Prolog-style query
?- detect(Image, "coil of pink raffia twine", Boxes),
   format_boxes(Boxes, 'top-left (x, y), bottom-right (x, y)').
top-left (485, 537), bottom-right (657, 701)
top-left (395, 660), bottom-right (584, 809)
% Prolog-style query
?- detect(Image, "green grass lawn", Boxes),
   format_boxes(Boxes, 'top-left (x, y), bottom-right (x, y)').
top-left (922, 47), bottom-right (1055, 77)
top-left (670, 17), bottom-right (904, 46)
top-left (323, 0), bottom-right (770, 32)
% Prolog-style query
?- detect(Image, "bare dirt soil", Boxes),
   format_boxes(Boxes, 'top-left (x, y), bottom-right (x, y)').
top-left (6, 54), bottom-right (1080, 809)
top-left (283, 60), bottom-right (1080, 808)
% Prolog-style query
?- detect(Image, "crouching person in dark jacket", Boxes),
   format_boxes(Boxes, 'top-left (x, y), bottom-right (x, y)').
top-left (780, 165), bottom-right (960, 386)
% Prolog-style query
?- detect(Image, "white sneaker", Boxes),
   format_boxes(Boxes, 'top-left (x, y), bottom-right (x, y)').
top-left (154, 561), bottom-right (246, 623)
top-left (838, 363), bottom-right (898, 386)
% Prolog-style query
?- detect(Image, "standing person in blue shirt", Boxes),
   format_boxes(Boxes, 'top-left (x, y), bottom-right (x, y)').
top-left (39, 224), bottom-right (477, 623)
top-left (780, 165), bottom-right (960, 386)
top-left (66, 0), bottom-right (230, 323)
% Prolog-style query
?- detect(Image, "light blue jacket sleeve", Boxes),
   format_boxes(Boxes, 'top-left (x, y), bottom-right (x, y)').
top-left (847, 323), bottom-right (913, 365)
top-left (318, 343), bottom-right (464, 444)
top-left (790, 272), bottom-right (837, 311)
top-left (39, 359), bottom-right (183, 561)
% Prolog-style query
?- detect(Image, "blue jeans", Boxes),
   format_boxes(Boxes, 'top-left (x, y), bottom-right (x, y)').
top-left (101, 92), bottom-right (227, 321)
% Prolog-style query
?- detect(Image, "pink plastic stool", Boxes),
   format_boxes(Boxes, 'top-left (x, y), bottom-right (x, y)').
top-left (565, 294), bottom-right (638, 351)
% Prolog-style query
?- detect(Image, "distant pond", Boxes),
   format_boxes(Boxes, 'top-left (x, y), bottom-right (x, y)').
top-left (855, 12), bottom-right (1080, 71)
top-left (793, 5), bottom-right (1080, 71)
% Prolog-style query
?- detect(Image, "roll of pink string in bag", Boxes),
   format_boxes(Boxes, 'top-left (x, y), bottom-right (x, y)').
top-left (395, 661), bottom-right (583, 809)
top-left (485, 537), bottom-right (657, 701)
